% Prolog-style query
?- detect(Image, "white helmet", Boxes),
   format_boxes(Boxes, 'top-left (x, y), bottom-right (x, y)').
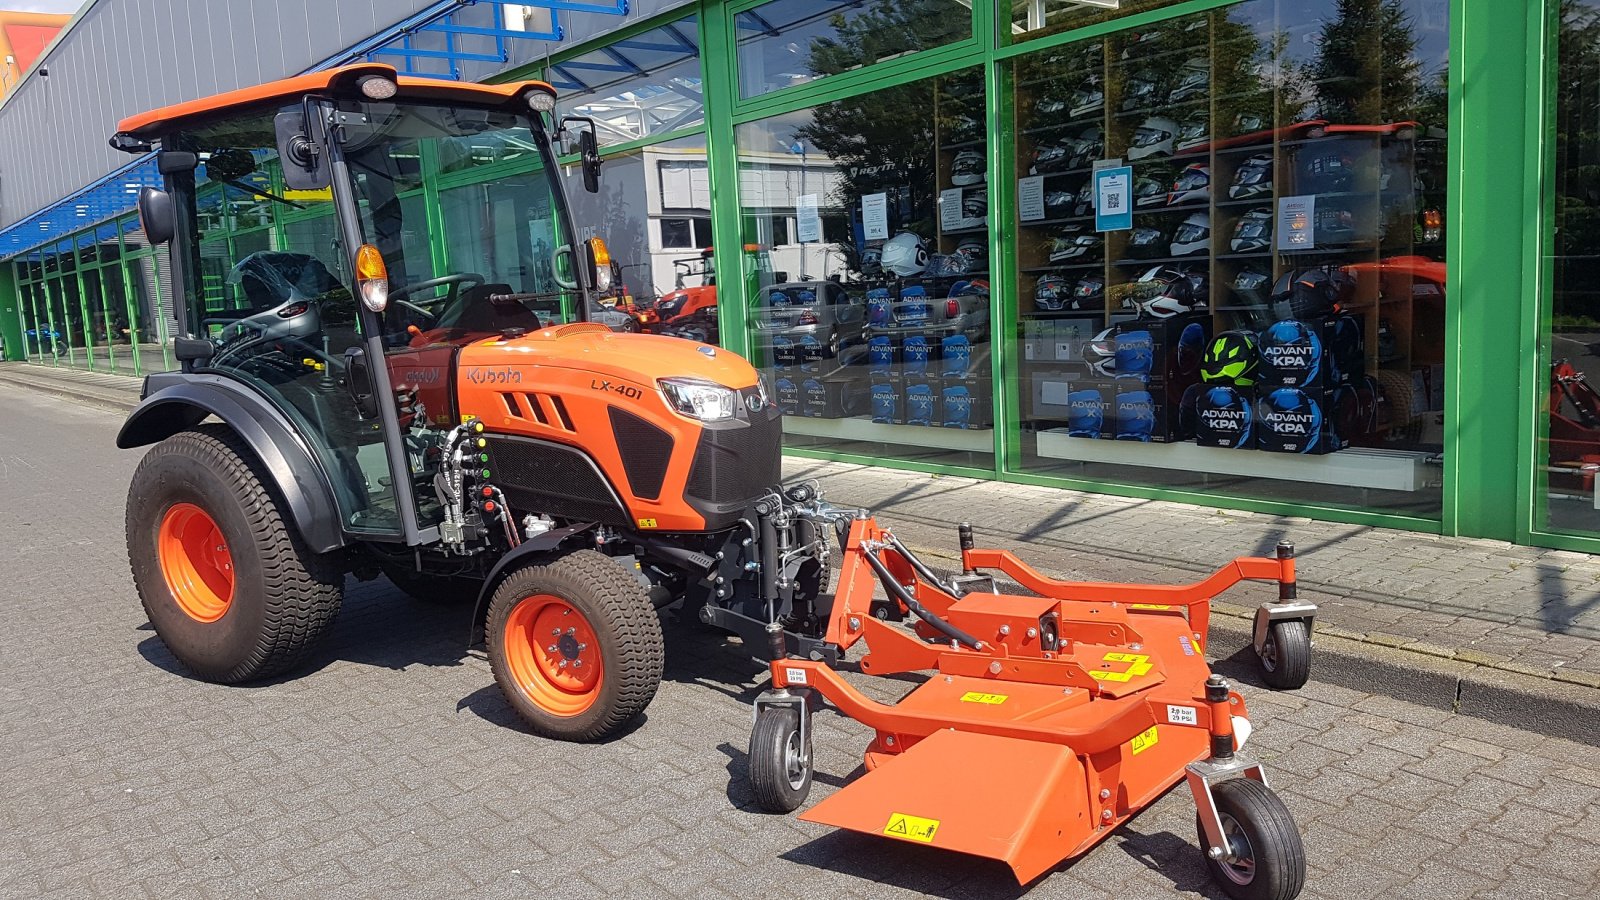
top-left (881, 232), bottom-right (928, 277)
top-left (1170, 211), bottom-right (1211, 257)
top-left (1128, 117), bottom-right (1177, 161)
top-left (951, 150), bottom-right (986, 186)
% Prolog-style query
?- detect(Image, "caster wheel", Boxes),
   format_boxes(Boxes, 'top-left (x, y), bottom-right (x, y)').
top-left (749, 706), bottom-right (812, 813)
top-left (1258, 620), bottom-right (1311, 690)
top-left (1198, 779), bottom-right (1306, 900)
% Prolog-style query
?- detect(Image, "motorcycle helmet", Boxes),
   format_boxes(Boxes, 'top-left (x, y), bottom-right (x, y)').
top-left (1120, 27), bottom-right (1165, 60)
top-left (1070, 75), bottom-right (1105, 118)
top-left (1170, 212), bottom-right (1211, 257)
top-left (950, 278), bottom-right (989, 298)
top-left (925, 254), bottom-right (966, 278)
top-left (1035, 274), bottom-right (1072, 311)
top-left (1044, 190), bottom-right (1077, 217)
top-left (952, 150), bottom-right (986, 186)
top-left (1270, 266), bottom-right (1354, 320)
top-left (1075, 181), bottom-right (1096, 215)
top-left (1230, 267), bottom-right (1272, 305)
top-left (948, 113), bottom-right (983, 143)
top-left (1121, 74), bottom-right (1162, 112)
top-left (1168, 163), bottom-right (1211, 206)
top-left (1030, 142), bottom-right (1074, 175)
top-left (1052, 232), bottom-right (1103, 262)
top-left (1072, 273), bottom-right (1106, 311)
top-left (1230, 207), bottom-right (1273, 252)
top-left (1068, 126), bottom-right (1106, 169)
top-left (1128, 117), bottom-right (1178, 160)
top-left (1301, 150), bottom-right (1357, 193)
top-left (1126, 225), bottom-right (1167, 259)
top-left (963, 187), bottom-right (988, 221)
top-left (1169, 59), bottom-right (1210, 103)
top-left (860, 243), bottom-right (883, 275)
top-left (1084, 326), bottom-right (1119, 377)
top-left (1176, 117), bottom-right (1210, 152)
top-left (881, 232), bottom-right (929, 277)
top-left (1233, 112), bottom-right (1266, 135)
top-left (1133, 174), bottom-right (1170, 209)
top-left (1136, 265), bottom-right (1207, 318)
top-left (1315, 205), bottom-right (1357, 245)
top-left (953, 237), bottom-right (988, 272)
top-left (1035, 96), bottom-right (1068, 116)
top-left (1229, 154), bottom-right (1273, 199)
top-left (1202, 330), bottom-right (1260, 385)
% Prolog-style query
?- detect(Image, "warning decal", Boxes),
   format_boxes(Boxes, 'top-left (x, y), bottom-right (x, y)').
top-left (884, 813), bottom-right (940, 843)
top-left (1130, 726), bottom-right (1160, 755)
top-left (960, 692), bottom-right (1008, 705)
top-left (1090, 652), bottom-right (1154, 682)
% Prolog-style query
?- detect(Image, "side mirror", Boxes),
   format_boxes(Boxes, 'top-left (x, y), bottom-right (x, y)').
top-left (137, 187), bottom-right (175, 245)
top-left (275, 110), bottom-right (330, 191)
top-left (579, 129), bottom-right (601, 194)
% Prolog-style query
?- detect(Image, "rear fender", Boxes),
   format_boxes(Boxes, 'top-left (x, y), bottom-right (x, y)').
top-left (116, 373), bottom-right (347, 553)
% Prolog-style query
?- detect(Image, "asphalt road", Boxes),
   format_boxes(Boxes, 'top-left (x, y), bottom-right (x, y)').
top-left (3, 390), bottom-right (1599, 899)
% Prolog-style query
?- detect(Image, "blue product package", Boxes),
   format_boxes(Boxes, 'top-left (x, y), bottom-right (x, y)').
top-left (905, 382), bottom-right (936, 425)
top-left (898, 286), bottom-right (931, 325)
top-left (1115, 390), bottom-right (1156, 441)
top-left (802, 378), bottom-right (826, 417)
top-left (941, 334), bottom-right (972, 377)
top-left (771, 335), bottom-right (795, 369)
top-left (868, 335), bottom-right (895, 374)
top-left (1066, 389), bottom-right (1106, 437)
top-left (775, 377), bottom-right (800, 415)
top-left (866, 288), bottom-right (893, 326)
top-left (1258, 320), bottom-right (1325, 387)
top-left (903, 335), bottom-right (930, 375)
top-left (1257, 387), bottom-right (1330, 453)
top-left (870, 381), bottom-right (899, 423)
top-left (1113, 328), bottom-right (1154, 376)
top-left (797, 334), bottom-right (825, 372)
top-left (768, 289), bottom-right (791, 307)
top-left (942, 385), bottom-right (973, 429)
top-left (1194, 385), bottom-right (1252, 448)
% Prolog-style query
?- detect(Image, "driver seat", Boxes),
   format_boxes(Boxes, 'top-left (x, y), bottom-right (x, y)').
top-left (447, 283), bottom-right (542, 337)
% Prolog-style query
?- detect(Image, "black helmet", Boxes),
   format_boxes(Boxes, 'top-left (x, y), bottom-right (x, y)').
top-left (1230, 266), bottom-right (1272, 305)
top-left (1126, 225), bottom-right (1167, 259)
top-left (1270, 266), bottom-right (1354, 320)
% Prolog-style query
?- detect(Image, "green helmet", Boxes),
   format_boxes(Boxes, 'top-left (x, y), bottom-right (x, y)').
top-left (1202, 330), bottom-right (1259, 385)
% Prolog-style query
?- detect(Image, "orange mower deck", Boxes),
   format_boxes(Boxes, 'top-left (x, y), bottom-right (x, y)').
top-left (747, 517), bottom-right (1311, 896)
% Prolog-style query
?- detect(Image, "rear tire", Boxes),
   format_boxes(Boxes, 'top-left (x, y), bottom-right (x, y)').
top-left (1258, 620), bottom-right (1311, 690)
top-left (487, 550), bottom-right (664, 741)
top-left (126, 425), bottom-right (343, 683)
top-left (1197, 778), bottom-right (1307, 900)
top-left (749, 706), bottom-right (812, 813)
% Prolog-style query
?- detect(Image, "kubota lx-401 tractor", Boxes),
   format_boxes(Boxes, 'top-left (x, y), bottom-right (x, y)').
top-left (112, 65), bottom-right (837, 741)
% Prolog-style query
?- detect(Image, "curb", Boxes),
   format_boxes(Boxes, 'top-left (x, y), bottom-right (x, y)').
top-left (0, 368), bottom-right (139, 413)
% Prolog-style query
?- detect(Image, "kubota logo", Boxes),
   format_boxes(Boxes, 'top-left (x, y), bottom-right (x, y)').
top-left (465, 367), bottom-right (521, 385)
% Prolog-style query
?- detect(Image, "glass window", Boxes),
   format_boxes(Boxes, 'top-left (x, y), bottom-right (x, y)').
top-left (1544, 0), bottom-right (1600, 535)
top-left (548, 15), bottom-right (703, 148)
top-left (1006, 0), bottom-right (1189, 45)
top-left (736, 1), bottom-right (972, 99)
top-left (1009, 1), bottom-right (1448, 518)
top-left (736, 67), bottom-right (993, 468)
top-left (661, 216), bottom-right (713, 250)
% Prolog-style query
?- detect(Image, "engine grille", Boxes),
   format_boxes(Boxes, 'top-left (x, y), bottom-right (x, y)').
top-left (608, 407), bottom-right (673, 501)
top-left (484, 435), bottom-right (627, 525)
top-left (685, 405), bottom-right (782, 528)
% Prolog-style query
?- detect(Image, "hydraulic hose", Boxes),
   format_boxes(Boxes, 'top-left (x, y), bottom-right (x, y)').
top-left (887, 533), bottom-right (960, 597)
top-left (861, 547), bottom-right (982, 650)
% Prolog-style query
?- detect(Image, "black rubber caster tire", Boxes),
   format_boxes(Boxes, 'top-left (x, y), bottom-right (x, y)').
top-left (749, 706), bottom-right (812, 813)
top-left (1197, 778), bottom-right (1307, 900)
top-left (1258, 620), bottom-right (1312, 690)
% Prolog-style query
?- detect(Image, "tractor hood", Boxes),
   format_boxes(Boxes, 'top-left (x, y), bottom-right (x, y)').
top-left (458, 322), bottom-right (758, 390)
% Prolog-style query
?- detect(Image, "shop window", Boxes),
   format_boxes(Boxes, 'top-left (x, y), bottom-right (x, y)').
top-left (548, 15), bottom-right (703, 148)
top-left (661, 217), bottom-right (713, 250)
top-left (1007, 0), bottom-right (1191, 45)
top-left (1009, 1), bottom-right (1448, 517)
top-left (1544, 1), bottom-right (1600, 534)
top-left (735, 0), bottom-right (972, 100)
top-left (736, 67), bottom-right (994, 469)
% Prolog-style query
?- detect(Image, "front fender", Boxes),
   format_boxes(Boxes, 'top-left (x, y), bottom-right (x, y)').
top-left (118, 373), bottom-right (347, 553)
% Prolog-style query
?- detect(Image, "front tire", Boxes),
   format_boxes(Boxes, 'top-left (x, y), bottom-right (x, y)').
top-left (1198, 778), bottom-right (1307, 900)
top-left (1258, 620), bottom-right (1312, 690)
top-left (486, 550), bottom-right (664, 741)
top-left (126, 425), bottom-right (344, 683)
top-left (749, 706), bottom-right (812, 813)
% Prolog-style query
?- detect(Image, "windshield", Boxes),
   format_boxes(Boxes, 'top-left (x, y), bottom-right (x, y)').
top-left (333, 99), bottom-right (578, 341)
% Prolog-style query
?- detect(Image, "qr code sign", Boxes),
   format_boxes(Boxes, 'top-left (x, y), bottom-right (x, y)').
top-left (1166, 705), bottom-right (1198, 726)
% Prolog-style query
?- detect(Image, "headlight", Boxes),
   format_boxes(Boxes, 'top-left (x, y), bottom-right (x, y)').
top-left (660, 377), bottom-right (738, 421)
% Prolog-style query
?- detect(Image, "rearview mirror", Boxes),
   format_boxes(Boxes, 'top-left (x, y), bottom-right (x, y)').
top-left (579, 129), bottom-right (601, 194)
top-left (275, 110), bottom-right (330, 191)
top-left (137, 187), bottom-right (175, 245)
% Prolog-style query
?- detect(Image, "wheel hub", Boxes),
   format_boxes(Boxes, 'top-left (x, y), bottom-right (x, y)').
top-left (1216, 812), bottom-right (1257, 884)
top-left (157, 502), bottom-right (235, 623)
top-left (503, 595), bottom-right (604, 717)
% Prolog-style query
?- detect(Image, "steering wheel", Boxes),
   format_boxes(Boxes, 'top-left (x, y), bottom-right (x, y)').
top-left (390, 273), bottom-right (487, 310)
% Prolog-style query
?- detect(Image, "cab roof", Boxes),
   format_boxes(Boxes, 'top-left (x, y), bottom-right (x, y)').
top-left (113, 63), bottom-right (556, 143)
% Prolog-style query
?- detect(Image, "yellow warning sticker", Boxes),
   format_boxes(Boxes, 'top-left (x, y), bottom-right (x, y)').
top-left (637, 518), bottom-right (658, 528)
top-left (1130, 726), bottom-right (1160, 755)
top-left (1131, 603), bottom-right (1172, 610)
top-left (960, 692), bottom-right (1008, 705)
top-left (1091, 652), bottom-right (1154, 682)
top-left (884, 813), bottom-right (940, 843)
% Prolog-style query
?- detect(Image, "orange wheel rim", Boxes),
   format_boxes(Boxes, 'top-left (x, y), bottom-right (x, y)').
top-left (503, 594), bottom-right (604, 717)
top-left (157, 502), bottom-right (235, 623)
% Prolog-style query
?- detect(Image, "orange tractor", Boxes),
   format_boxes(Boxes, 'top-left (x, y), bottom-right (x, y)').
top-left (112, 65), bottom-right (1312, 897)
